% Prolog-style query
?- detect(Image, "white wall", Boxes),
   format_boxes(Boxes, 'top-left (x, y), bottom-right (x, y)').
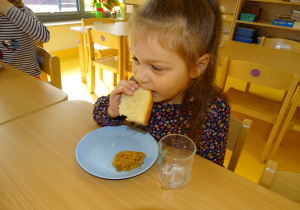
top-left (43, 21), bottom-right (81, 52)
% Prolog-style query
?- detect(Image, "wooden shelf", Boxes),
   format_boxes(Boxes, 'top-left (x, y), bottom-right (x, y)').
top-left (230, 0), bottom-right (300, 40)
top-left (236, 20), bottom-right (300, 31)
top-left (222, 13), bottom-right (235, 22)
top-left (247, 0), bottom-right (300, 5)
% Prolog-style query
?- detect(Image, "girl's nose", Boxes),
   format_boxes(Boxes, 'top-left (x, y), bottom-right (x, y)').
top-left (133, 64), bottom-right (148, 84)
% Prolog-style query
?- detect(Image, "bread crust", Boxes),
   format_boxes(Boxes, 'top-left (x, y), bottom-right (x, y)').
top-left (142, 91), bottom-right (153, 126)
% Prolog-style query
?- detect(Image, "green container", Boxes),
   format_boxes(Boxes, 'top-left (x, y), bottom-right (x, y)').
top-left (95, 3), bottom-right (102, 18)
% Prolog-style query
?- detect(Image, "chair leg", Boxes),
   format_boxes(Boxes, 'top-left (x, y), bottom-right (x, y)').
top-left (99, 68), bottom-right (103, 80)
top-left (41, 71), bottom-right (48, 82)
top-left (89, 66), bottom-right (95, 93)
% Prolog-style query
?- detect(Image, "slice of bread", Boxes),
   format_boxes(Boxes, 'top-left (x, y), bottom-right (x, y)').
top-left (119, 87), bottom-right (153, 126)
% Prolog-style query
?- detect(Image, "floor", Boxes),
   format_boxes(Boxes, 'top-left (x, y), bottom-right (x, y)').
top-left (56, 49), bottom-right (300, 184)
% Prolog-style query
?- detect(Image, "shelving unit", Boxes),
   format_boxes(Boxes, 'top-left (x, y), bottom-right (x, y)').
top-left (230, 0), bottom-right (300, 41)
top-left (220, 0), bottom-right (240, 40)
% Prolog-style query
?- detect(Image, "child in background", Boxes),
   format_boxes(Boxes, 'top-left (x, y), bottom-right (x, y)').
top-left (93, 0), bottom-right (230, 166)
top-left (0, 0), bottom-right (50, 78)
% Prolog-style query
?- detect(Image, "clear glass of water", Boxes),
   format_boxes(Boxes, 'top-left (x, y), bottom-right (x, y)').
top-left (157, 134), bottom-right (196, 189)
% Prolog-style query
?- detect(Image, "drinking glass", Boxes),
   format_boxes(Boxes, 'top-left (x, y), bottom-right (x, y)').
top-left (157, 134), bottom-right (196, 189)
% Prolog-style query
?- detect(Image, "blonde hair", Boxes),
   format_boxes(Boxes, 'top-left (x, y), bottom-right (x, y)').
top-left (128, 0), bottom-right (225, 142)
top-left (8, 0), bottom-right (24, 8)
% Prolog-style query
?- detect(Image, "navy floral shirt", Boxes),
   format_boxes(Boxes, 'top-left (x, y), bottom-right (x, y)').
top-left (93, 96), bottom-right (230, 166)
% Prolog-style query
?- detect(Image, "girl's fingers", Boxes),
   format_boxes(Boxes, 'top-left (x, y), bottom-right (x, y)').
top-left (112, 80), bottom-right (139, 96)
top-left (108, 80), bottom-right (140, 117)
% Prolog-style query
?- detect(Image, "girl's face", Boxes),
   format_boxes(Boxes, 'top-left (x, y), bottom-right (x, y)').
top-left (130, 38), bottom-right (192, 104)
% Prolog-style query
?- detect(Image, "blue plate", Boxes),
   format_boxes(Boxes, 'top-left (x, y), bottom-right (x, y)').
top-left (76, 125), bottom-right (158, 179)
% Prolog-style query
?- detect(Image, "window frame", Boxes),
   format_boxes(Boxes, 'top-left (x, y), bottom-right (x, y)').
top-left (33, 0), bottom-right (98, 22)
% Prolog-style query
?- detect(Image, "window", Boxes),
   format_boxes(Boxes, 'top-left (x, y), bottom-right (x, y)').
top-left (23, 0), bottom-right (122, 22)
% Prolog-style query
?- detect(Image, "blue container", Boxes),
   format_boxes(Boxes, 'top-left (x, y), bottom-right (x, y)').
top-left (272, 19), bottom-right (294, 28)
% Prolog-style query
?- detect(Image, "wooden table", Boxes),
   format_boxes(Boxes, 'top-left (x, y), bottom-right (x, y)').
top-left (0, 61), bottom-right (68, 126)
top-left (0, 100), bottom-right (299, 209)
top-left (70, 22), bottom-right (128, 83)
top-left (218, 40), bottom-right (300, 74)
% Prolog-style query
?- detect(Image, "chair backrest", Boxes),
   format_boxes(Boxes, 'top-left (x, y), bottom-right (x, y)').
top-left (260, 36), bottom-right (300, 53)
top-left (259, 160), bottom-right (300, 203)
top-left (87, 28), bottom-right (124, 82)
top-left (87, 28), bottom-right (122, 57)
top-left (219, 57), bottom-right (298, 92)
top-left (81, 17), bottom-right (114, 26)
top-left (227, 115), bottom-right (252, 172)
top-left (36, 46), bottom-right (62, 90)
top-left (123, 36), bottom-right (132, 80)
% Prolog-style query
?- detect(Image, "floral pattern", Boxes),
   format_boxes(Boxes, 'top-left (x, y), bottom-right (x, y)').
top-left (93, 96), bottom-right (230, 166)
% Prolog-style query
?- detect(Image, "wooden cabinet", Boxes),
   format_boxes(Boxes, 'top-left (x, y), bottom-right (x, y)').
top-left (220, 0), bottom-right (240, 41)
top-left (230, 0), bottom-right (300, 41)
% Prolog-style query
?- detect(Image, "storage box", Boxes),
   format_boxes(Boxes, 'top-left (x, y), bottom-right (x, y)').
top-left (234, 32), bottom-right (256, 39)
top-left (240, 13), bottom-right (256, 22)
top-left (235, 27), bottom-right (258, 36)
top-left (242, 7), bottom-right (262, 22)
top-left (272, 19), bottom-right (294, 28)
top-left (233, 37), bottom-right (254, 43)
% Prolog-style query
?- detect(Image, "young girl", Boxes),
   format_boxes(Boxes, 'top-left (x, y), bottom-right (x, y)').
top-left (0, 0), bottom-right (50, 78)
top-left (93, 0), bottom-right (230, 166)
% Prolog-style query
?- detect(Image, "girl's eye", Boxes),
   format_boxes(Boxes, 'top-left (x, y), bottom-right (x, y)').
top-left (152, 66), bottom-right (163, 71)
top-left (131, 57), bottom-right (139, 64)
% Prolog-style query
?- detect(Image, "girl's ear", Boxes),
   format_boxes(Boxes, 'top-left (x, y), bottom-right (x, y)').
top-left (190, 54), bottom-right (210, 78)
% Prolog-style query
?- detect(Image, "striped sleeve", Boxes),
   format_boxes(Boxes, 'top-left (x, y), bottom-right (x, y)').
top-left (6, 6), bottom-right (50, 43)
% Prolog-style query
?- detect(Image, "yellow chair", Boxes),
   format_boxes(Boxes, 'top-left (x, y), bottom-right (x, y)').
top-left (259, 160), bottom-right (300, 204)
top-left (227, 115), bottom-right (252, 172)
top-left (123, 36), bottom-right (132, 81)
top-left (219, 57), bottom-right (300, 163)
top-left (36, 46), bottom-right (62, 90)
top-left (260, 36), bottom-right (300, 53)
top-left (87, 28), bottom-right (124, 93)
top-left (81, 18), bottom-right (118, 80)
top-left (269, 84), bottom-right (300, 159)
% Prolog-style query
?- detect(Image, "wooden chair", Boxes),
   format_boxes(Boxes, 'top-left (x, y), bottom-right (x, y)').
top-left (259, 160), bottom-right (300, 204)
top-left (219, 57), bottom-right (300, 163)
top-left (269, 84), bottom-right (300, 159)
top-left (260, 36), bottom-right (300, 53)
top-left (36, 46), bottom-right (62, 90)
top-left (227, 116), bottom-right (252, 172)
top-left (123, 36), bottom-right (132, 80)
top-left (81, 18), bottom-right (118, 79)
top-left (87, 28), bottom-right (124, 93)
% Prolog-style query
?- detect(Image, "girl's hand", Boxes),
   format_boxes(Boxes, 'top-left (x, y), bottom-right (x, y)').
top-left (107, 80), bottom-right (139, 118)
top-left (0, 0), bottom-right (13, 15)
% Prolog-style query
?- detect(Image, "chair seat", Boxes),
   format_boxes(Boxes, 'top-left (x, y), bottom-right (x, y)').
top-left (94, 44), bottom-right (118, 57)
top-left (227, 87), bottom-right (281, 123)
top-left (290, 107), bottom-right (300, 131)
top-left (93, 55), bottom-right (119, 74)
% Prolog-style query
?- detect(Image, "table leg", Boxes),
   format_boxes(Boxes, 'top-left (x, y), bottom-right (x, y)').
top-left (77, 33), bottom-right (87, 83)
